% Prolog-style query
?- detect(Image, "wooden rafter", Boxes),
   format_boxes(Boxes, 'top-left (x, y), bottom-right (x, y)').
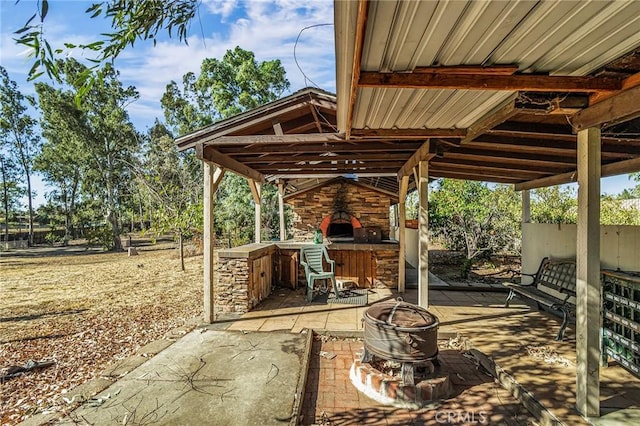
top-left (309, 104), bottom-right (323, 133)
top-left (429, 168), bottom-right (522, 184)
top-left (430, 163), bottom-right (550, 180)
top-left (431, 157), bottom-right (566, 174)
top-left (572, 85), bottom-right (640, 130)
top-left (397, 140), bottom-right (433, 180)
top-left (414, 65), bottom-right (519, 75)
top-left (346, 0), bottom-right (369, 140)
top-left (224, 141), bottom-right (423, 155)
top-left (515, 158), bottom-right (640, 191)
top-left (242, 153), bottom-right (411, 164)
top-left (358, 71), bottom-right (622, 92)
top-left (351, 128), bottom-right (466, 139)
top-left (253, 161), bottom-right (405, 172)
top-left (442, 149), bottom-right (576, 167)
top-left (462, 96), bottom-right (517, 144)
top-left (196, 144), bottom-right (264, 183)
top-left (207, 133), bottom-right (345, 146)
top-left (590, 72), bottom-right (640, 104)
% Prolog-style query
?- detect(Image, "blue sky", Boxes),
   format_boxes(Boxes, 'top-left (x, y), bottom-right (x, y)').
top-left (0, 0), bottom-right (636, 207)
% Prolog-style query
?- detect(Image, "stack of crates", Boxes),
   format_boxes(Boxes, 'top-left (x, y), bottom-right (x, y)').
top-left (602, 270), bottom-right (640, 377)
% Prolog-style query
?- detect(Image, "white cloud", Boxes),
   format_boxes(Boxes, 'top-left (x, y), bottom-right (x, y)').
top-left (202, 0), bottom-right (240, 20)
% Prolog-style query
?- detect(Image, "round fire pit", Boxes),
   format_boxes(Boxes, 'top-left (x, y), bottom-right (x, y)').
top-left (363, 299), bottom-right (439, 363)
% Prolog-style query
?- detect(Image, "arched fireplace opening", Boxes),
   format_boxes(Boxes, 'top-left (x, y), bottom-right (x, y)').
top-left (319, 211), bottom-right (362, 240)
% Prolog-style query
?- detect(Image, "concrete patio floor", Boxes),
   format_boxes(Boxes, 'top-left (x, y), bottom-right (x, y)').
top-left (223, 285), bottom-right (640, 425)
top-left (35, 283), bottom-right (640, 426)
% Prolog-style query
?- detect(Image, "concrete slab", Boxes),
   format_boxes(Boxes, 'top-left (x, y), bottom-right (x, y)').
top-left (57, 330), bottom-right (308, 426)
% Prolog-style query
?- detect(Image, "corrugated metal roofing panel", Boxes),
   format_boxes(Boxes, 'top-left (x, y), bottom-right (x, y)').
top-left (351, 0), bottom-right (640, 132)
top-left (353, 88), bottom-right (515, 129)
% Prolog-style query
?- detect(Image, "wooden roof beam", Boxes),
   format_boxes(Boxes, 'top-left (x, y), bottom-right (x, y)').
top-left (351, 128), bottom-right (466, 139)
top-left (358, 72), bottom-right (622, 92)
top-left (206, 133), bottom-right (345, 146)
top-left (196, 144), bottom-right (264, 183)
top-left (254, 161), bottom-right (406, 172)
top-left (428, 168), bottom-right (522, 184)
top-left (443, 149), bottom-right (576, 167)
top-left (589, 72), bottom-right (640, 105)
top-left (430, 163), bottom-right (552, 180)
top-left (225, 141), bottom-right (423, 155)
top-left (346, 0), bottom-right (369, 140)
top-left (572, 85), bottom-right (640, 131)
top-left (397, 140), bottom-right (433, 180)
top-left (414, 65), bottom-right (519, 75)
top-left (243, 153), bottom-right (410, 164)
top-left (515, 158), bottom-right (640, 191)
top-left (432, 157), bottom-right (568, 174)
top-left (462, 96), bottom-right (518, 144)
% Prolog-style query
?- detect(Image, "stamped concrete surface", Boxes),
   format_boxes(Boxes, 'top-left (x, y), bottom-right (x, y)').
top-left (57, 330), bottom-right (308, 426)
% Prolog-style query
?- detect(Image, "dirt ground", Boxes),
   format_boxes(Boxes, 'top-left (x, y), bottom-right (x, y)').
top-left (0, 239), bottom-right (203, 424)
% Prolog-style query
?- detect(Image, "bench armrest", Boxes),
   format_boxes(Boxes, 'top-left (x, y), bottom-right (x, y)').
top-left (503, 281), bottom-right (536, 287)
top-left (558, 287), bottom-right (576, 298)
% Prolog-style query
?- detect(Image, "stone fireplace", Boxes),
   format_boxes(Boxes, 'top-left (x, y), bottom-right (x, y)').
top-left (287, 179), bottom-right (392, 241)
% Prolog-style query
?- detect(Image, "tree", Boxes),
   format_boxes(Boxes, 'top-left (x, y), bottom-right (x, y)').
top-left (161, 49), bottom-right (290, 246)
top-left (34, 83), bottom-right (85, 243)
top-left (0, 66), bottom-right (41, 246)
top-left (137, 120), bottom-right (202, 270)
top-left (429, 179), bottom-right (520, 277)
top-left (0, 154), bottom-right (23, 242)
top-left (531, 186), bottom-right (577, 224)
top-left (36, 59), bottom-right (141, 250)
top-left (161, 47), bottom-right (290, 135)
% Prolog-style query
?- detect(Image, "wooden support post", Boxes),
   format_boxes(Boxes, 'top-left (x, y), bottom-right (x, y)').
top-left (203, 164), bottom-right (216, 323)
top-left (522, 190), bottom-right (531, 223)
top-left (398, 175), bottom-right (409, 293)
top-left (278, 181), bottom-right (286, 241)
top-left (417, 161), bottom-right (429, 308)
top-left (576, 127), bottom-right (601, 418)
top-left (247, 180), bottom-right (262, 243)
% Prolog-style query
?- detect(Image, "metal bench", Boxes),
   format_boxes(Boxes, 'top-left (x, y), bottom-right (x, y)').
top-left (300, 245), bottom-right (337, 302)
top-left (503, 257), bottom-right (577, 340)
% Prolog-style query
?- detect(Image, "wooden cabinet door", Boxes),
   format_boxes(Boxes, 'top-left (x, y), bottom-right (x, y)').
top-left (329, 250), bottom-right (376, 287)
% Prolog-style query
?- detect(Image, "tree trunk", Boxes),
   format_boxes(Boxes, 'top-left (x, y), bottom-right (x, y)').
top-left (1, 159), bottom-right (9, 244)
top-left (178, 231), bottom-right (185, 271)
top-left (25, 168), bottom-right (34, 246)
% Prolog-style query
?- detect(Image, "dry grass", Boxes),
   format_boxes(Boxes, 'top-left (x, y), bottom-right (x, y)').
top-left (0, 241), bottom-right (203, 424)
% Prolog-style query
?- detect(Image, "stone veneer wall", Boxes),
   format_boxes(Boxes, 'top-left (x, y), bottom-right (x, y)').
top-left (288, 182), bottom-right (392, 241)
top-left (375, 251), bottom-right (399, 288)
top-left (215, 257), bottom-right (250, 316)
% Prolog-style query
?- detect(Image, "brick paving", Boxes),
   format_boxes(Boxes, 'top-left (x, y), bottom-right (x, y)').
top-left (301, 338), bottom-right (537, 426)
top-left (226, 286), bottom-right (640, 424)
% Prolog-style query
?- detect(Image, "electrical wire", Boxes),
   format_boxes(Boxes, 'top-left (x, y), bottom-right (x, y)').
top-left (293, 23), bottom-right (334, 89)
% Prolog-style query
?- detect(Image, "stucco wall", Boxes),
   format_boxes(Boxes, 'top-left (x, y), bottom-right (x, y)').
top-left (522, 223), bottom-right (640, 276)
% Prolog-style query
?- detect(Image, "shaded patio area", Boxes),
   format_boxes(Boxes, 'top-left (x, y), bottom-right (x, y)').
top-left (222, 285), bottom-right (640, 425)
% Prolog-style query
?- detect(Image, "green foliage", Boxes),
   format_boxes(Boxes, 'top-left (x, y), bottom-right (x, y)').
top-left (531, 186), bottom-right (577, 224)
top-left (137, 121), bottom-right (203, 266)
top-left (601, 197), bottom-right (640, 226)
top-left (161, 47), bottom-right (290, 135)
top-left (85, 225), bottom-right (115, 250)
top-left (429, 179), bottom-right (520, 273)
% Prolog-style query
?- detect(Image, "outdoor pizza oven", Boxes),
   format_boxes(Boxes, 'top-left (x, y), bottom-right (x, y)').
top-left (319, 211), bottom-right (363, 240)
top-left (362, 299), bottom-right (439, 363)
